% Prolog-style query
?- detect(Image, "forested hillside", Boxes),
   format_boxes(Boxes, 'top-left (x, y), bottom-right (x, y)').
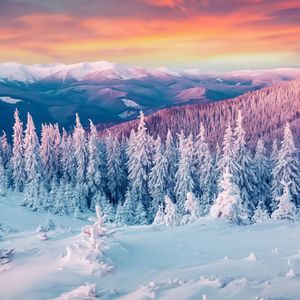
top-left (101, 79), bottom-right (300, 149)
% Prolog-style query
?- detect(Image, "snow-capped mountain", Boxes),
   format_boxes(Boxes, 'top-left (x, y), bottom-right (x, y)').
top-left (1, 61), bottom-right (300, 136)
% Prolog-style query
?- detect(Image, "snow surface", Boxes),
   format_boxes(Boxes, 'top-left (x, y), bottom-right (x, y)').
top-left (121, 99), bottom-right (142, 109)
top-left (0, 96), bottom-right (23, 104)
top-left (1, 192), bottom-right (300, 299)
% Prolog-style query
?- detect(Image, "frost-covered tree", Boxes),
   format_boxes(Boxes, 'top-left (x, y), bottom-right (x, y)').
top-left (153, 204), bottom-right (165, 225)
top-left (119, 189), bottom-right (136, 225)
top-left (164, 129), bottom-right (177, 197)
top-left (127, 111), bottom-right (151, 209)
top-left (40, 124), bottom-right (57, 189)
top-left (164, 195), bottom-right (180, 226)
top-left (23, 113), bottom-right (42, 209)
top-left (135, 201), bottom-right (148, 225)
top-left (253, 139), bottom-right (272, 209)
top-left (11, 109), bottom-right (25, 191)
top-left (86, 120), bottom-right (102, 208)
top-left (272, 123), bottom-right (300, 207)
top-left (194, 123), bottom-right (213, 213)
top-left (174, 133), bottom-right (195, 213)
top-left (271, 181), bottom-right (297, 221)
top-left (148, 136), bottom-right (168, 220)
top-left (210, 167), bottom-right (249, 225)
top-left (252, 199), bottom-right (270, 223)
top-left (232, 111), bottom-right (257, 214)
top-left (181, 192), bottom-right (200, 225)
top-left (106, 135), bottom-right (127, 204)
top-left (73, 114), bottom-right (88, 210)
top-left (0, 157), bottom-right (7, 196)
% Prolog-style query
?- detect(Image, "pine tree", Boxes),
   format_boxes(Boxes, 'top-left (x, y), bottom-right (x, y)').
top-left (174, 133), bottom-right (195, 213)
top-left (153, 204), bottom-right (165, 225)
top-left (148, 136), bottom-right (168, 220)
top-left (23, 113), bottom-right (42, 209)
top-left (119, 189), bottom-right (136, 225)
top-left (40, 124), bottom-right (57, 189)
top-left (253, 139), bottom-right (272, 210)
top-left (164, 129), bottom-right (177, 198)
top-left (86, 120), bottom-right (102, 208)
top-left (252, 199), bottom-right (270, 223)
top-left (73, 114), bottom-right (88, 211)
top-left (194, 123), bottom-right (213, 213)
top-left (11, 109), bottom-right (25, 191)
top-left (0, 156), bottom-right (7, 196)
top-left (106, 135), bottom-right (127, 204)
top-left (127, 111), bottom-right (151, 210)
top-left (164, 195), bottom-right (180, 226)
top-left (181, 192), bottom-right (201, 225)
top-left (135, 201), bottom-right (148, 225)
top-left (0, 131), bottom-right (12, 188)
top-left (271, 181), bottom-right (297, 221)
top-left (232, 111), bottom-right (257, 214)
top-left (210, 167), bottom-right (249, 225)
top-left (272, 123), bottom-right (300, 207)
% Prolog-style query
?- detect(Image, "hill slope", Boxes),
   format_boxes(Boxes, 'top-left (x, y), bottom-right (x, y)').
top-left (101, 79), bottom-right (300, 148)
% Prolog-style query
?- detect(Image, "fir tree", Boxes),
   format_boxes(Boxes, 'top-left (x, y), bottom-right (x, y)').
top-left (148, 136), bottom-right (169, 220)
top-left (252, 199), bottom-right (270, 223)
top-left (0, 156), bottom-right (7, 196)
top-left (11, 109), bottom-right (25, 191)
top-left (210, 167), bottom-right (249, 225)
top-left (174, 133), bottom-right (195, 213)
top-left (181, 192), bottom-right (201, 225)
top-left (153, 204), bottom-right (165, 225)
top-left (164, 195), bottom-right (180, 226)
top-left (272, 123), bottom-right (300, 207)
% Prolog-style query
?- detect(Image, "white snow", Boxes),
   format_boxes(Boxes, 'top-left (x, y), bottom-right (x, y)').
top-left (0, 96), bottom-right (23, 104)
top-left (2, 192), bottom-right (300, 299)
top-left (121, 98), bottom-right (142, 109)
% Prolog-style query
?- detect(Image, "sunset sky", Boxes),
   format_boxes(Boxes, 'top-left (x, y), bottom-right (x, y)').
top-left (1, 0), bottom-right (300, 71)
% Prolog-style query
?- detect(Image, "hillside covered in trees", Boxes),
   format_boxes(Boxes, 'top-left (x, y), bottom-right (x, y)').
top-left (101, 79), bottom-right (300, 149)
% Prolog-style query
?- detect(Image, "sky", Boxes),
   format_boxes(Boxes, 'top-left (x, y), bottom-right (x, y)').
top-left (0, 0), bottom-right (300, 71)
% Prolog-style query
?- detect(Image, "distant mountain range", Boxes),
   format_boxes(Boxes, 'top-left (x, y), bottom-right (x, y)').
top-left (1, 61), bottom-right (300, 136)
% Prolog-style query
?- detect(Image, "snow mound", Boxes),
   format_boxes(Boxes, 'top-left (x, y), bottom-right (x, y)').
top-left (286, 269), bottom-right (297, 278)
top-left (245, 252), bottom-right (257, 262)
top-left (0, 96), bottom-right (22, 104)
top-left (54, 283), bottom-right (98, 300)
top-left (121, 98), bottom-right (142, 109)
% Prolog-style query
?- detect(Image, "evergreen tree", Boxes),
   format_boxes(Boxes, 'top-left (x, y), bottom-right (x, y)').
top-left (73, 114), bottom-right (88, 210)
top-left (174, 133), bottom-right (195, 213)
top-left (135, 201), bottom-right (148, 225)
top-left (11, 109), bottom-right (25, 191)
top-left (0, 156), bottom-right (7, 196)
top-left (23, 113), bottom-right (42, 209)
top-left (153, 204), bottom-right (165, 225)
top-left (127, 111), bottom-right (151, 210)
top-left (272, 123), bottom-right (300, 207)
top-left (210, 167), bottom-right (249, 225)
top-left (253, 139), bottom-right (272, 209)
top-left (252, 199), bottom-right (270, 223)
top-left (148, 136), bottom-right (168, 220)
top-left (106, 135), bottom-right (127, 204)
top-left (271, 181), bottom-right (297, 221)
top-left (119, 189), bottom-right (136, 225)
top-left (194, 123), bottom-right (213, 213)
top-left (86, 120), bottom-right (102, 208)
top-left (181, 192), bottom-right (200, 225)
top-left (164, 195), bottom-right (180, 226)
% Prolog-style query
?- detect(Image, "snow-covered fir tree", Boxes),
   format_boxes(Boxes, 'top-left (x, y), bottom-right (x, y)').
top-left (163, 195), bottom-right (180, 226)
top-left (271, 181), bottom-right (297, 221)
top-left (73, 114), bottom-right (88, 211)
top-left (253, 138), bottom-right (272, 210)
top-left (232, 111), bottom-right (257, 214)
top-left (181, 192), bottom-right (200, 225)
top-left (174, 133), bottom-right (195, 213)
top-left (126, 111), bottom-right (151, 211)
top-left (86, 120), bottom-right (103, 208)
top-left (252, 199), bottom-right (270, 223)
top-left (210, 167), bottom-right (249, 225)
top-left (148, 136), bottom-right (169, 220)
top-left (153, 204), bottom-right (165, 225)
top-left (11, 109), bottom-right (25, 191)
top-left (106, 135), bottom-right (127, 204)
top-left (272, 123), bottom-right (300, 207)
top-left (23, 113), bottom-right (42, 209)
top-left (194, 123), bottom-right (213, 214)
top-left (0, 156), bottom-right (7, 196)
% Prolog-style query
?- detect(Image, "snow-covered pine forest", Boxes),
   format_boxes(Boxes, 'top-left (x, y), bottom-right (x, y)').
top-left (1, 109), bottom-right (300, 226)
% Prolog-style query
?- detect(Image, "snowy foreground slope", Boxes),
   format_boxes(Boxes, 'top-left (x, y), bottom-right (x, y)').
top-left (1, 193), bottom-right (300, 300)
